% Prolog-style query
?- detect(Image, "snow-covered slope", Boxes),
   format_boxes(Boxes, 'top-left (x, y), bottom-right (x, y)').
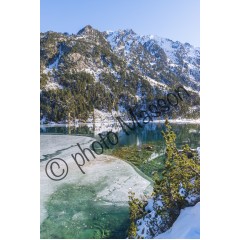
top-left (105, 29), bottom-right (200, 91)
top-left (155, 202), bottom-right (200, 239)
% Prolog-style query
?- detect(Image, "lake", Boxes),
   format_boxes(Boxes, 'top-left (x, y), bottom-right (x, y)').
top-left (40, 122), bottom-right (199, 149)
top-left (40, 122), bottom-right (200, 239)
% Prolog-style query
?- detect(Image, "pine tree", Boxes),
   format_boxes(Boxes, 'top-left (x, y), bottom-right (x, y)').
top-left (126, 120), bottom-right (200, 237)
top-left (128, 222), bottom-right (137, 239)
top-left (153, 119), bottom-right (200, 227)
top-left (128, 192), bottom-right (147, 238)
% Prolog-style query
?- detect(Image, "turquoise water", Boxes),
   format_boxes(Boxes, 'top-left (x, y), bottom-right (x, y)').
top-left (40, 183), bottom-right (129, 239)
top-left (40, 122), bottom-right (200, 149)
top-left (40, 122), bottom-right (199, 239)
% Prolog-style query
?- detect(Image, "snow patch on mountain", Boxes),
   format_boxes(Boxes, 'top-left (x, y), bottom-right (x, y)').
top-left (45, 81), bottom-right (63, 90)
top-left (45, 45), bottom-right (64, 73)
top-left (144, 76), bottom-right (169, 90)
top-left (105, 29), bottom-right (200, 91)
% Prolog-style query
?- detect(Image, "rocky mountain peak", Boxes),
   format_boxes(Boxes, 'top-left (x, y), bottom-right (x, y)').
top-left (77, 25), bottom-right (94, 35)
top-left (77, 25), bottom-right (110, 48)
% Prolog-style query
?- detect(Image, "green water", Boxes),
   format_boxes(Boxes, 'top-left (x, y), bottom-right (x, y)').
top-left (40, 123), bottom-right (200, 239)
top-left (41, 183), bottom-right (129, 239)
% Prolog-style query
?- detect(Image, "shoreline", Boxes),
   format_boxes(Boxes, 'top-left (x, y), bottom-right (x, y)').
top-left (40, 118), bottom-right (200, 127)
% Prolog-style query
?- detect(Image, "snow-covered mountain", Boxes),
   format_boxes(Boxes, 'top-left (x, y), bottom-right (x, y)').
top-left (40, 25), bottom-right (200, 123)
top-left (104, 29), bottom-right (200, 91)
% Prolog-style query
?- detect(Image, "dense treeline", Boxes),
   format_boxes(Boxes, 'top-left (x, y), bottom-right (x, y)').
top-left (40, 72), bottom-right (116, 122)
top-left (40, 70), bottom-right (200, 122)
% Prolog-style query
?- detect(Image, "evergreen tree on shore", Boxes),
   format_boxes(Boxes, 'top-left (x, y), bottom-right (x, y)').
top-left (128, 192), bottom-right (147, 238)
top-left (153, 119), bottom-right (200, 228)
top-left (127, 120), bottom-right (200, 237)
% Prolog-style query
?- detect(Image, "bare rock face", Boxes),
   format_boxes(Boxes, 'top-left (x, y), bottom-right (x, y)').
top-left (68, 52), bottom-right (81, 62)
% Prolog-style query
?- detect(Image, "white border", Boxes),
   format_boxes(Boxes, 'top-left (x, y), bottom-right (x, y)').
top-left (1, 0), bottom-right (240, 239)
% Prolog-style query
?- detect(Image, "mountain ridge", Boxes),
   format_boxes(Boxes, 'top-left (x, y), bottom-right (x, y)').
top-left (40, 25), bottom-right (200, 123)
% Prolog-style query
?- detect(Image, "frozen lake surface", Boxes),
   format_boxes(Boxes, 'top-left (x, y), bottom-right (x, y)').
top-left (40, 135), bottom-right (152, 238)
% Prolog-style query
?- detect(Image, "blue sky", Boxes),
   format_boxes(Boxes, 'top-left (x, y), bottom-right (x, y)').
top-left (41, 0), bottom-right (199, 47)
